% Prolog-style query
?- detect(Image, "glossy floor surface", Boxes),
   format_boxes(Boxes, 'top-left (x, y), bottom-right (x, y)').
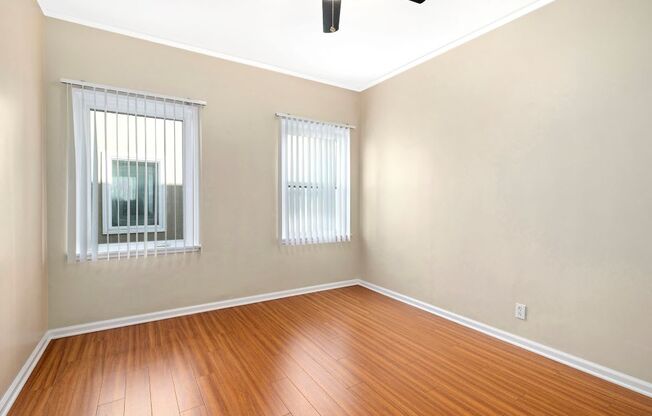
top-left (9, 286), bottom-right (652, 415)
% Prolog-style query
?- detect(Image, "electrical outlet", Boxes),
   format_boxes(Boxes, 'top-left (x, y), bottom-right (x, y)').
top-left (515, 303), bottom-right (527, 320)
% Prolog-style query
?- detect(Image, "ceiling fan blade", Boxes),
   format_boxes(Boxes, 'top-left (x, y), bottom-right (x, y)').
top-left (322, 0), bottom-right (341, 33)
top-left (408, 0), bottom-right (427, 3)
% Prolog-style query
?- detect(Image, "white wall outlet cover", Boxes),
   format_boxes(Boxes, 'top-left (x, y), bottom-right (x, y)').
top-left (515, 303), bottom-right (527, 320)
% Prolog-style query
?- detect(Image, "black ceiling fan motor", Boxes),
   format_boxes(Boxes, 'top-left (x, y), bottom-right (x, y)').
top-left (322, 0), bottom-right (426, 34)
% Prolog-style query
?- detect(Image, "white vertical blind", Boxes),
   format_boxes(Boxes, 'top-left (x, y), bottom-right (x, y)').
top-left (278, 115), bottom-right (351, 245)
top-left (65, 81), bottom-right (203, 261)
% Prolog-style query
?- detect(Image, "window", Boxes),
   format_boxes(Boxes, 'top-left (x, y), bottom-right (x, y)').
top-left (278, 115), bottom-right (351, 245)
top-left (107, 159), bottom-right (165, 234)
top-left (68, 83), bottom-right (202, 261)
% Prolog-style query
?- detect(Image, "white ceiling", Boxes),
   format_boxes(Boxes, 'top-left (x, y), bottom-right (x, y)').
top-left (38, 0), bottom-right (554, 91)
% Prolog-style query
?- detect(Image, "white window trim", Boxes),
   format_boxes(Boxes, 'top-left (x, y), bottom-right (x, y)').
top-left (75, 240), bottom-right (200, 262)
top-left (70, 87), bottom-right (201, 260)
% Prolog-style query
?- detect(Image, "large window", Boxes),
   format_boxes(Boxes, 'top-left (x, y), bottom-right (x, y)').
top-left (68, 84), bottom-right (202, 261)
top-left (278, 115), bottom-right (351, 245)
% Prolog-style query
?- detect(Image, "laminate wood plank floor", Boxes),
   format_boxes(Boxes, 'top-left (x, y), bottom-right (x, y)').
top-left (9, 286), bottom-right (652, 415)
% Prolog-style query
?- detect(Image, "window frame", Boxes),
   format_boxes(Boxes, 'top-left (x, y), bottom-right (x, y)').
top-left (278, 118), bottom-right (351, 246)
top-left (71, 88), bottom-right (201, 259)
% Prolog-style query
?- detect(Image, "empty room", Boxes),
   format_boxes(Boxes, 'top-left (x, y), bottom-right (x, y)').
top-left (2, 0), bottom-right (652, 414)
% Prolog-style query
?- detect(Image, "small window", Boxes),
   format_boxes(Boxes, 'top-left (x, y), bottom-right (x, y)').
top-left (107, 158), bottom-right (165, 234)
top-left (68, 85), bottom-right (202, 261)
top-left (278, 115), bottom-right (351, 245)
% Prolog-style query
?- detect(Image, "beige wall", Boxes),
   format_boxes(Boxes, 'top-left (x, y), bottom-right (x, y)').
top-left (44, 18), bottom-right (361, 328)
top-left (361, 0), bottom-right (652, 382)
top-left (0, 0), bottom-right (47, 397)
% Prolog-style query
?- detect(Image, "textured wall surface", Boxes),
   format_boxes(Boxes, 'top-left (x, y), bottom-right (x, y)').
top-left (44, 18), bottom-right (361, 328)
top-left (361, 0), bottom-right (652, 382)
top-left (0, 0), bottom-right (47, 396)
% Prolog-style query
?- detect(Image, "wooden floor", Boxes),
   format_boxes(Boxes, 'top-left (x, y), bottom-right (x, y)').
top-left (9, 286), bottom-right (652, 415)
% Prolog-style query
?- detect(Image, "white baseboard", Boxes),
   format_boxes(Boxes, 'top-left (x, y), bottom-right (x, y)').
top-left (358, 279), bottom-right (652, 399)
top-left (49, 279), bottom-right (360, 339)
top-left (0, 334), bottom-right (50, 416)
top-left (0, 279), bottom-right (358, 415)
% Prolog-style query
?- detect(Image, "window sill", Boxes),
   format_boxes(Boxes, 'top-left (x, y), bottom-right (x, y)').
top-left (72, 240), bottom-right (201, 261)
top-left (281, 236), bottom-right (351, 246)
top-left (102, 225), bottom-right (167, 235)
